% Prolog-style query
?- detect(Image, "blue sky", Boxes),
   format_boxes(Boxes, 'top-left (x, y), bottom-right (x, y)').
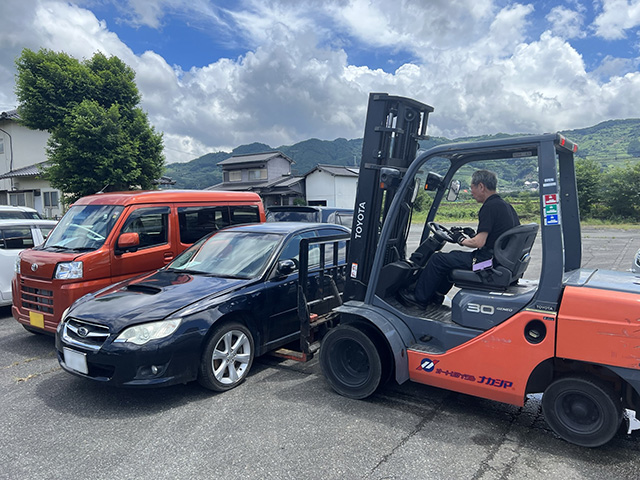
top-left (2, 0), bottom-right (640, 163)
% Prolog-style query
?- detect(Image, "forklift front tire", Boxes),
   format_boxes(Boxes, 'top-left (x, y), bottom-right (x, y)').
top-left (320, 324), bottom-right (382, 400)
top-left (542, 375), bottom-right (622, 447)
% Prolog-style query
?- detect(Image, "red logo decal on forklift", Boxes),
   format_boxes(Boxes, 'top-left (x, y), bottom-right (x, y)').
top-left (544, 194), bottom-right (558, 204)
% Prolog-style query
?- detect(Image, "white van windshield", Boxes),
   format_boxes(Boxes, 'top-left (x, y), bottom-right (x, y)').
top-left (44, 205), bottom-right (124, 251)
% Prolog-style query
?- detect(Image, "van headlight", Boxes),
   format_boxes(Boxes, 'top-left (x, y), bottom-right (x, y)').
top-left (54, 261), bottom-right (83, 280)
top-left (114, 319), bottom-right (182, 345)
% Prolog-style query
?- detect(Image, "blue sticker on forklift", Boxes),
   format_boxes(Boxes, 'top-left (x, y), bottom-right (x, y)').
top-left (545, 214), bottom-right (559, 225)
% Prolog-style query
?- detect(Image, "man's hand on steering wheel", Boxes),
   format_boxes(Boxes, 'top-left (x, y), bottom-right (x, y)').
top-left (450, 229), bottom-right (467, 245)
top-left (451, 226), bottom-right (475, 245)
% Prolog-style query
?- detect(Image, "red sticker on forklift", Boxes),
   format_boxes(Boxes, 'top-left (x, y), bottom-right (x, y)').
top-left (544, 194), bottom-right (558, 204)
top-left (350, 263), bottom-right (358, 278)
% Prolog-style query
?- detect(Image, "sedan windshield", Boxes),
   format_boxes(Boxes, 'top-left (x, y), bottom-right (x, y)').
top-left (44, 204), bottom-right (124, 251)
top-left (169, 231), bottom-right (282, 279)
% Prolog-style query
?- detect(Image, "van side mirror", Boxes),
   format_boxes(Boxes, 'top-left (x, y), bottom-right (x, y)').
top-left (117, 232), bottom-right (140, 253)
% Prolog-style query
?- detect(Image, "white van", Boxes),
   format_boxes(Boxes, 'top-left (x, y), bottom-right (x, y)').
top-left (0, 206), bottom-right (43, 220)
top-left (0, 219), bottom-right (57, 306)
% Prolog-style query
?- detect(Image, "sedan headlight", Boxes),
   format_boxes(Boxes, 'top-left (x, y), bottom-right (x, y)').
top-left (114, 319), bottom-right (182, 345)
top-left (55, 261), bottom-right (83, 280)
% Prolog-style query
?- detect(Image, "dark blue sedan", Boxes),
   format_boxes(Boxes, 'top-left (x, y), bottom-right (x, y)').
top-left (55, 222), bottom-right (349, 391)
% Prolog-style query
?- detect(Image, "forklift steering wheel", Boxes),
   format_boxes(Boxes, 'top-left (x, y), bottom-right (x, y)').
top-left (428, 222), bottom-right (455, 243)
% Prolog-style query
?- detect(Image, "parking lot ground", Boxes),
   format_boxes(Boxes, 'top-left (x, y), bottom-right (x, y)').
top-left (1, 227), bottom-right (639, 480)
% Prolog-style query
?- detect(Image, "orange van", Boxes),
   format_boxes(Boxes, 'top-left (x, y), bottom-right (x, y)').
top-left (13, 190), bottom-right (265, 334)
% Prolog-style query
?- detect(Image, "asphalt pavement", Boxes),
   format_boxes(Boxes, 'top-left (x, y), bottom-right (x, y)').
top-left (1, 226), bottom-right (639, 480)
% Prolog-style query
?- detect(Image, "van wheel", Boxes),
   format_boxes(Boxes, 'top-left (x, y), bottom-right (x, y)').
top-left (542, 375), bottom-right (622, 447)
top-left (22, 325), bottom-right (44, 335)
top-left (320, 324), bottom-right (382, 400)
top-left (198, 322), bottom-right (254, 392)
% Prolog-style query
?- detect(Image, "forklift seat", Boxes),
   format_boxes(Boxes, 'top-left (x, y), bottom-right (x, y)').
top-left (449, 223), bottom-right (539, 290)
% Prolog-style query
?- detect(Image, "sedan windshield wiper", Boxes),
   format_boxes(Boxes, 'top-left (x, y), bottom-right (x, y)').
top-left (205, 273), bottom-right (246, 279)
top-left (165, 267), bottom-right (205, 275)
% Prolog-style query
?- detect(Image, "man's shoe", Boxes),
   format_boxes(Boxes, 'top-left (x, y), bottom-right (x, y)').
top-left (430, 293), bottom-right (445, 306)
top-left (398, 289), bottom-right (428, 308)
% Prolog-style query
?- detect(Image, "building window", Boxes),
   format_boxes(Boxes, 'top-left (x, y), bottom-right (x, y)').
top-left (44, 191), bottom-right (59, 208)
top-left (0, 138), bottom-right (4, 155)
top-left (228, 170), bottom-right (242, 182)
top-left (9, 192), bottom-right (26, 206)
top-left (248, 168), bottom-right (267, 181)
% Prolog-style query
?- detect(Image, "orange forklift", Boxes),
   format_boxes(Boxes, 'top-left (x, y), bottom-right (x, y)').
top-left (297, 93), bottom-right (640, 447)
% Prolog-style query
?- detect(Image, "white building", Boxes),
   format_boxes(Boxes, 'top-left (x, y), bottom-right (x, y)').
top-left (0, 110), bottom-right (63, 218)
top-left (304, 164), bottom-right (359, 208)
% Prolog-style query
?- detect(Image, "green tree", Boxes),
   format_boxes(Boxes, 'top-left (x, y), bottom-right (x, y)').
top-left (601, 163), bottom-right (640, 220)
top-left (15, 48), bottom-right (163, 202)
top-left (574, 157), bottom-right (602, 218)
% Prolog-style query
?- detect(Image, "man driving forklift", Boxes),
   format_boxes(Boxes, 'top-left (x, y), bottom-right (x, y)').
top-left (400, 169), bottom-right (520, 307)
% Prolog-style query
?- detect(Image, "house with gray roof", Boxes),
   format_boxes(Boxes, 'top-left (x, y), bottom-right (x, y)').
top-left (208, 152), bottom-right (359, 208)
top-left (208, 151), bottom-right (305, 206)
top-left (0, 110), bottom-right (63, 218)
top-left (304, 164), bottom-right (359, 208)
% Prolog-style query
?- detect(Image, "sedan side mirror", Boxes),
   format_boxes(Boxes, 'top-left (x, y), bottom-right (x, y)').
top-left (276, 259), bottom-right (297, 276)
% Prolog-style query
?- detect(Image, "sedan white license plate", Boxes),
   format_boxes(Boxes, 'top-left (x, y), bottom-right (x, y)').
top-left (63, 347), bottom-right (88, 375)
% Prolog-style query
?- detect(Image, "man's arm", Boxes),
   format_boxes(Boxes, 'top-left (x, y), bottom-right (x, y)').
top-left (460, 231), bottom-right (487, 249)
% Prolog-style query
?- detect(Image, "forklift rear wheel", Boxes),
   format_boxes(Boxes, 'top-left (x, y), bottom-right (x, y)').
top-left (542, 375), bottom-right (622, 447)
top-left (320, 324), bottom-right (382, 400)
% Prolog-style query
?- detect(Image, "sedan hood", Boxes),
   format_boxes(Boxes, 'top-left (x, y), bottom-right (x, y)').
top-left (69, 270), bottom-right (250, 330)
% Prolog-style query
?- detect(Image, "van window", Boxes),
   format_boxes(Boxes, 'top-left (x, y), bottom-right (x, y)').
top-left (122, 207), bottom-right (169, 249)
top-left (44, 204), bottom-right (123, 251)
top-left (39, 225), bottom-right (55, 239)
top-left (178, 206), bottom-right (228, 244)
top-left (0, 227), bottom-right (34, 249)
top-left (325, 211), bottom-right (354, 228)
top-left (230, 206), bottom-right (261, 224)
top-left (178, 205), bottom-right (261, 244)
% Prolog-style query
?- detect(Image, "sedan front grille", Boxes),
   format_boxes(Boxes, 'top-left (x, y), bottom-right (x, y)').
top-left (62, 317), bottom-right (110, 351)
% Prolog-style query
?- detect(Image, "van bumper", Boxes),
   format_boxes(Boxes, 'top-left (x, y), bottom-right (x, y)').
top-left (12, 275), bottom-right (113, 333)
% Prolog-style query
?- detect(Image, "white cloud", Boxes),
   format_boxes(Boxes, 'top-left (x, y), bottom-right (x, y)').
top-left (2, 0), bottom-right (640, 165)
top-left (546, 5), bottom-right (586, 39)
top-left (110, 0), bottom-right (222, 30)
top-left (593, 0), bottom-right (640, 39)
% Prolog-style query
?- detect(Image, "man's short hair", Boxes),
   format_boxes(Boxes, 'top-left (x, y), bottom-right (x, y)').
top-left (471, 170), bottom-right (497, 191)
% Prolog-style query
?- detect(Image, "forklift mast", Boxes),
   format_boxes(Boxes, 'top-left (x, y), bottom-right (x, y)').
top-left (344, 93), bottom-right (434, 301)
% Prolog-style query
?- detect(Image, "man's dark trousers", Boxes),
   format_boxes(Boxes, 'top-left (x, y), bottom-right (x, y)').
top-left (414, 250), bottom-right (474, 304)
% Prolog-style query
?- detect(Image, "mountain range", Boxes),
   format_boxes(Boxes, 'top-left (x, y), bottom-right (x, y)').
top-left (164, 119), bottom-right (640, 190)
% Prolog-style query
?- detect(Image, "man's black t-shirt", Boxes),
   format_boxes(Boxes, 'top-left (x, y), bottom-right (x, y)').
top-left (474, 194), bottom-right (519, 261)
